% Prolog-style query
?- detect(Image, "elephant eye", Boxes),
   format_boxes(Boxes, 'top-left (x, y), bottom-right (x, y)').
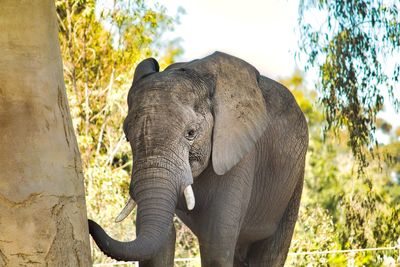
top-left (185, 128), bottom-right (198, 141)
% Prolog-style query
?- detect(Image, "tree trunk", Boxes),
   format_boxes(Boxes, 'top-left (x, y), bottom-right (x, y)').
top-left (0, 0), bottom-right (91, 266)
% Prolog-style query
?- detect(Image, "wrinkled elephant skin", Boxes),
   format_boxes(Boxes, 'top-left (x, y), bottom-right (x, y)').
top-left (88, 52), bottom-right (308, 267)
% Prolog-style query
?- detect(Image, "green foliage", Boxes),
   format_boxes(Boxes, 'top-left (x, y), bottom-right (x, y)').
top-left (287, 206), bottom-right (340, 266)
top-left (298, 0), bottom-right (400, 171)
top-left (282, 73), bottom-right (400, 266)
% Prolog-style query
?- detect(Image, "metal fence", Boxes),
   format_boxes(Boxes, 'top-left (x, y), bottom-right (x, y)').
top-left (92, 240), bottom-right (400, 266)
top-left (93, 257), bottom-right (200, 266)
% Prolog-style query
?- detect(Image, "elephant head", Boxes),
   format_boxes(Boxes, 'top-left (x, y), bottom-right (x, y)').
top-left (88, 52), bottom-right (268, 261)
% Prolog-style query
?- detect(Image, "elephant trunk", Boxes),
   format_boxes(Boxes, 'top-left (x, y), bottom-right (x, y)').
top-left (89, 161), bottom-right (181, 261)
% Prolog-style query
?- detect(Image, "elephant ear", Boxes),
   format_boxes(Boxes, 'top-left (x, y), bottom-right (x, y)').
top-left (127, 58), bottom-right (160, 109)
top-left (186, 52), bottom-right (267, 175)
top-left (125, 58), bottom-right (160, 138)
top-left (133, 58), bottom-right (159, 84)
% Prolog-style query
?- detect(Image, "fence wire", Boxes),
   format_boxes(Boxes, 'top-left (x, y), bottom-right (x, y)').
top-left (93, 242), bottom-right (400, 266)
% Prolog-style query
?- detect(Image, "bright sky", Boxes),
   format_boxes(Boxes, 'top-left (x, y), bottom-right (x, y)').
top-left (162, 0), bottom-right (301, 80)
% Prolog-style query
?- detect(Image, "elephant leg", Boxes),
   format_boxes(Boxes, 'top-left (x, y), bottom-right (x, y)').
top-left (191, 152), bottom-right (255, 267)
top-left (139, 224), bottom-right (176, 267)
top-left (233, 243), bottom-right (250, 267)
top-left (197, 179), bottom-right (254, 267)
top-left (199, 243), bottom-right (236, 267)
top-left (234, 258), bottom-right (248, 267)
top-left (233, 253), bottom-right (249, 267)
top-left (197, 194), bottom-right (248, 267)
top-left (197, 188), bottom-right (252, 266)
top-left (247, 175), bottom-right (303, 267)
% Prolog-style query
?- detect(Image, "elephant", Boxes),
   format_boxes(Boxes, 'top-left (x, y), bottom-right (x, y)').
top-left (88, 51), bottom-right (308, 267)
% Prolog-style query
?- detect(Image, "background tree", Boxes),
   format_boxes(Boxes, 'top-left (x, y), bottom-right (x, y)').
top-left (298, 0), bottom-right (400, 170)
top-left (0, 0), bottom-right (91, 265)
top-left (296, 1), bottom-right (400, 264)
top-left (281, 72), bottom-right (400, 266)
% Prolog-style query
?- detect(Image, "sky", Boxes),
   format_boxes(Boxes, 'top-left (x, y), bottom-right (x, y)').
top-left (161, 0), bottom-right (302, 80)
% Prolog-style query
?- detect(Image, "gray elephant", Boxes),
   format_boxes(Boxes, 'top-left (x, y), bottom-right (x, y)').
top-left (89, 52), bottom-right (308, 267)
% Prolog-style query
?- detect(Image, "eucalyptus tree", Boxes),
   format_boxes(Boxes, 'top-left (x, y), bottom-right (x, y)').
top-left (298, 0), bottom-right (400, 170)
top-left (0, 1), bottom-right (91, 265)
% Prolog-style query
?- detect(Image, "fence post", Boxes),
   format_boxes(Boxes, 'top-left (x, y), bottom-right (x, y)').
top-left (347, 251), bottom-right (356, 267)
top-left (397, 237), bottom-right (400, 264)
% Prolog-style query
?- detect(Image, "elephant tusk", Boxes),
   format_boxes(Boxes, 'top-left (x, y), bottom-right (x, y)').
top-left (184, 185), bottom-right (195, 211)
top-left (115, 197), bottom-right (137, 223)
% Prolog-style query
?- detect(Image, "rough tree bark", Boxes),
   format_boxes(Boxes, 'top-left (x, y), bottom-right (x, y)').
top-left (0, 0), bottom-right (91, 266)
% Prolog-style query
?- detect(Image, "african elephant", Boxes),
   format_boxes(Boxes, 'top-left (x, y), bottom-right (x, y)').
top-left (88, 52), bottom-right (308, 267)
